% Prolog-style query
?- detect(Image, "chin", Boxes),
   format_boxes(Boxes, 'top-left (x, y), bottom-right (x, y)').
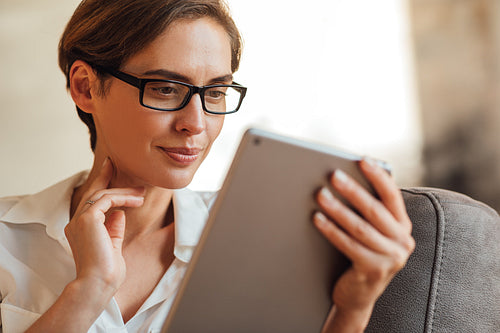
top-left (160, 179), bottom-right (193, 190)
top-left (148, 169), bottom-right (197, 190)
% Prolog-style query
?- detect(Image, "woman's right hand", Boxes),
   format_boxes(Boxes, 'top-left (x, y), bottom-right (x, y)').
top-left (64, 157), bottom-right (145, 295)
top-left (27, 158), bottom-right (145, 332)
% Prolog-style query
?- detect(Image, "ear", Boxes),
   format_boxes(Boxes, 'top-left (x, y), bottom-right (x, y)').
top-left (69, 60), bottom-right (100, 114)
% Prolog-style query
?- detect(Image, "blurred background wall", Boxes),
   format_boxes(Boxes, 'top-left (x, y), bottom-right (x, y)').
top-left (410, 0), bottom-right (500, 211)
top-left (1, 0), bottom-right (499, 212)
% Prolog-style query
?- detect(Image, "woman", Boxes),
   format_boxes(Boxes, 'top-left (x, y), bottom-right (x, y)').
top-left (0, 0), bottom-right (414, 332)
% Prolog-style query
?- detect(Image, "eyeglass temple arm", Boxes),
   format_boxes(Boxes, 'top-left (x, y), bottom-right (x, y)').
top-left (92, 64), bottom-right (141, 88)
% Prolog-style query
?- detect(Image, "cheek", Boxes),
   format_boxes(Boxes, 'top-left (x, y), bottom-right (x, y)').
top-left (206, 116), bottom-right (225, 148)
top-left (97, 101), bottom-right (166, 157)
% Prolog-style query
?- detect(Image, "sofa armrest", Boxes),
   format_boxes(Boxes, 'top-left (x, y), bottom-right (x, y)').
top-left (365, 187), bottom-right (500, 333)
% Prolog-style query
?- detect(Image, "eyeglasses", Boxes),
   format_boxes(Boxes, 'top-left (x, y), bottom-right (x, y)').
top-left (94, 65), bottom-right (247, 114)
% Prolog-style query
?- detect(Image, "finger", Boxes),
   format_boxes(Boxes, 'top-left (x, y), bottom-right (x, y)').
top-left (313, 211), bottom-right (379, 266)
top-left (359, 158), bottom-right (410, 229)
top-left (316, 188), bottom-right (397, 254)
top-left (105, 210), bottom-right (126, 250)
top-left (77, 188), bottom-right (145, 219)
top-left (86, 187), bottom-right (146, 204)
top-left (329, 170), bottom-right (403, 240)
top-left (314, 211), bottom-right (413, 276)
top-left (85, 194), bottom-right (144, 218)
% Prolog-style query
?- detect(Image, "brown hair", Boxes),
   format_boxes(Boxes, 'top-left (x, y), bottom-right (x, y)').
top-left (58, 0), bottom-right (242, 151)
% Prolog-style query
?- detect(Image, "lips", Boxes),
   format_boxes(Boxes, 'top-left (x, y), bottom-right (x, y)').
top-left (159, 147), bottom-right (202, 165)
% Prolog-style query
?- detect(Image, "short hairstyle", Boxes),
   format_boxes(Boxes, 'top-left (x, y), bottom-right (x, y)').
top-left (58, 0), bottom-right (242, 151)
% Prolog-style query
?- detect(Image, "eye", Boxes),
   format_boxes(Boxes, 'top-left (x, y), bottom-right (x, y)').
top-left (205, 88), bottom-right (227, 100)
top-left (152, 86), bottom-right (177, 96)
top-left (144, 81), bottom-right (186, 100)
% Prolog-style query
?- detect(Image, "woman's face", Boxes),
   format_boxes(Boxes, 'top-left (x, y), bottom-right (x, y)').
top-left (92, 18), bottom-right (232, 189)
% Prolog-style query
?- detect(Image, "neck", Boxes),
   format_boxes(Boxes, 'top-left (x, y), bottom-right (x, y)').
top-left (71, 159), bottom-right (175, 243)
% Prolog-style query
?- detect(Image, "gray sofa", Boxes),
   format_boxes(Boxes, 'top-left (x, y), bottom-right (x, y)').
top-left (366, 188), bottom-right (500, 332)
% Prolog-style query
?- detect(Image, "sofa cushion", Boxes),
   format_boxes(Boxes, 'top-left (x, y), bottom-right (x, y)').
top-left (366, 187), bottom-right (500, 333)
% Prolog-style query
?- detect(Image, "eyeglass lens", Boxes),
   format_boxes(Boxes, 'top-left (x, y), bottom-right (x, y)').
top-left (143, 81), bottom-right (242, 113)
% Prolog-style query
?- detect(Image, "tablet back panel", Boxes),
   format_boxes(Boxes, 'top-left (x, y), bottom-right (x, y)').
top-left (163, 129), bottom-right (381, 333)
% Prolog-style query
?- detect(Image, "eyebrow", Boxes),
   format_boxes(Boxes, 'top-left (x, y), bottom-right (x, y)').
top-left (141, 69), bottom-right (233, 84)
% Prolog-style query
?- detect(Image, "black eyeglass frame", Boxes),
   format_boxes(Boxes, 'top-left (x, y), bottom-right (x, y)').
top-left (93, 65), bottom-right (247, 115)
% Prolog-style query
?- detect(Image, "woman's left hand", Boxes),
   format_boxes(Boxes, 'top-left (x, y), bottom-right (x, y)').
top-left (314, 158), bottom-right (415, 332)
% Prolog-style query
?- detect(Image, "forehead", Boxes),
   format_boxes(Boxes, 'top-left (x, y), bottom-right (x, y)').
top-left (124, 18), bottom-right (233, 83)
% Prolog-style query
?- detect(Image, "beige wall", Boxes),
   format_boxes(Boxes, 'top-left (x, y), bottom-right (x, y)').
top-left (410, 0), bottom-right (500, 211)
top-left (0, 1), bottom-right (93, 196)
top-left (1, 0), bottom-right (422, 197)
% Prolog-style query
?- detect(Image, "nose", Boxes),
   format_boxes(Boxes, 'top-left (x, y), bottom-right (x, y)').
top-left (174, 93), bottom-right (205, 135)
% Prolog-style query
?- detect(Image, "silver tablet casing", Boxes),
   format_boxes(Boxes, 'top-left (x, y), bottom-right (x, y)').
top-left (163, 128), bottom-right (388, 333)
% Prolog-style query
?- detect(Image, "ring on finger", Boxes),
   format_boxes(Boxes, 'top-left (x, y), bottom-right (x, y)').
top-left (85, 199), bottom-right (96, 205)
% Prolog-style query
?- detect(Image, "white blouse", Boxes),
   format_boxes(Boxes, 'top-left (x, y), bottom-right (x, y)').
top-left (0, 171), bottom-right (215, 333)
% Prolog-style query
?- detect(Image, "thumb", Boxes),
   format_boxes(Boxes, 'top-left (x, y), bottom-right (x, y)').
top-left (105, 210), bottom-right (126, 250)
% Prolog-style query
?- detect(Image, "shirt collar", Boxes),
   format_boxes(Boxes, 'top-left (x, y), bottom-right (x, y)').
top-left (0, 171), bottom-right (89, 253)
top-left (172, 188), bottom-right (211, 263)
top-left (0, 171), bottom-right (211, 262)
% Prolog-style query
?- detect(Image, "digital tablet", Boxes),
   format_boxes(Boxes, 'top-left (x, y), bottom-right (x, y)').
top-left (162, 128), bottom-right (390, 333)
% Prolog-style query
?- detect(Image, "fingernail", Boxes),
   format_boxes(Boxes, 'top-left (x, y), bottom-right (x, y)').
top-left (333, 169), bottom-right (348, 184)
top-left (313, 211), bottom-right (328, 225)
top-left (363, 156), bottom-right (377, 168)
top-left (102, 157), bottom-right (110, 167)
top-left (320, 186), bottom-right (335, 202)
